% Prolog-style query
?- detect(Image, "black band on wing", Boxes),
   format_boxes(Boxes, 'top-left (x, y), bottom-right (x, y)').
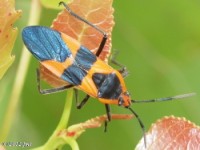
top-left (61, 45), bottom-right (97, 85)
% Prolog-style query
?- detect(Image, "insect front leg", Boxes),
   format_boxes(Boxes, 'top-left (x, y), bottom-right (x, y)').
top-left (104, 104), bottom-right (111, 132)
top-left (110, 51), bottom-right (128, 78)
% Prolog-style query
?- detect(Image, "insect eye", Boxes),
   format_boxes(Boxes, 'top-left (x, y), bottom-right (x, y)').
top-left (118, 97), bottom-right (124, 106)
top-left (124, 91), bottom-right (130, 96)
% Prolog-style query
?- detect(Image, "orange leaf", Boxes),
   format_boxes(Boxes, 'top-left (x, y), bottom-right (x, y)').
top-left (52, 0), bottom-right (114, 61)
top-left (136, 116), bottom-right (200, 150)
top-left (0, 0), bottom-right (21, 79)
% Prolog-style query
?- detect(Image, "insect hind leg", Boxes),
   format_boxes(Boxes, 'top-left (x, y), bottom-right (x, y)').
top-left (36, 68), bottom-right (73, 94)
top-left (59, 1), bottom-right (108, 57)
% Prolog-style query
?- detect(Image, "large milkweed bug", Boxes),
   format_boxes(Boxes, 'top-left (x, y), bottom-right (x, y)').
top-left (22, 1), bottom-right (195, 146)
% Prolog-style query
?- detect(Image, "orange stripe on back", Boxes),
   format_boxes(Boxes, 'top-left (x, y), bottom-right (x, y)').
top-left (41, 56), bottom-right (73, 78)
top-left (77, 58), bottom-right (127, 99)
top-left (77, 58), bottom-right (115, 98)
top-left (61, 32), bottom-right (80, 57)
top-left (40, 64), bottom-right (70, 87)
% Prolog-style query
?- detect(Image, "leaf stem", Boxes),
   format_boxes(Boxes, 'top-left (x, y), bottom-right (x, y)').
top-left (0, 0), bottom-right (41, 142)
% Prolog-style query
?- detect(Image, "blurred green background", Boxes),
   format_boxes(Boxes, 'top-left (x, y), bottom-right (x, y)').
top-left (1, 0), bottom-right (200, 149)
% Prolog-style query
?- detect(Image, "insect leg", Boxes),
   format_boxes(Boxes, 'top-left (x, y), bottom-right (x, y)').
top-left (59, 1), bottom-right (108, 57)
top-left (74, 89), bottom-right (90, 109)
top-left (105, 104), bottom-right (111, 121)
top-left (104, 104), bottom-right (111, 132)
top-left (37, 69), bottom-right (73, 94)
top-left (110, 51), bottom-right (128, 78)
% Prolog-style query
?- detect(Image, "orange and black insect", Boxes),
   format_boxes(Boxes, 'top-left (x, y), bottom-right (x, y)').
top-left (22, 2), bottom-right (195, 146)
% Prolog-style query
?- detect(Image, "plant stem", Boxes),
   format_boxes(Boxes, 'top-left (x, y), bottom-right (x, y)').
top-left (31, 89), bottom-right (75, 150)
top-left (0, 0), bottom-right (41, 142)
top-left (67, 139), bottom-right (79, 150)
top-left (56, 89), bottom-right (73, 130)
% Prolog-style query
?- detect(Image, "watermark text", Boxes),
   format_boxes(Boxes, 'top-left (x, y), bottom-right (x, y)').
top-left (1, 141), bottom-right (32, 148)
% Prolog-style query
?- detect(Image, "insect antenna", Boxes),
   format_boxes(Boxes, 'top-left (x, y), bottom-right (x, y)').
top-left (131, 92), bottom-right (196, 103)
top-left (128, 92), bottom-right (195, 148)
top-left (127, 107), bottom-right (147, 147)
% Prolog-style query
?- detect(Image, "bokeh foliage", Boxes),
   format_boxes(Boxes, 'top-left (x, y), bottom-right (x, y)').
top-left (1, 0), bottom-right (200, 149)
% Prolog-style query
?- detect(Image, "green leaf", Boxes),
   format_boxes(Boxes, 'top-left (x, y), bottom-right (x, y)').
top-left (0, 0), bottom-right (21, 79)
top-left (40, 0), bottom-right (72, 9)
